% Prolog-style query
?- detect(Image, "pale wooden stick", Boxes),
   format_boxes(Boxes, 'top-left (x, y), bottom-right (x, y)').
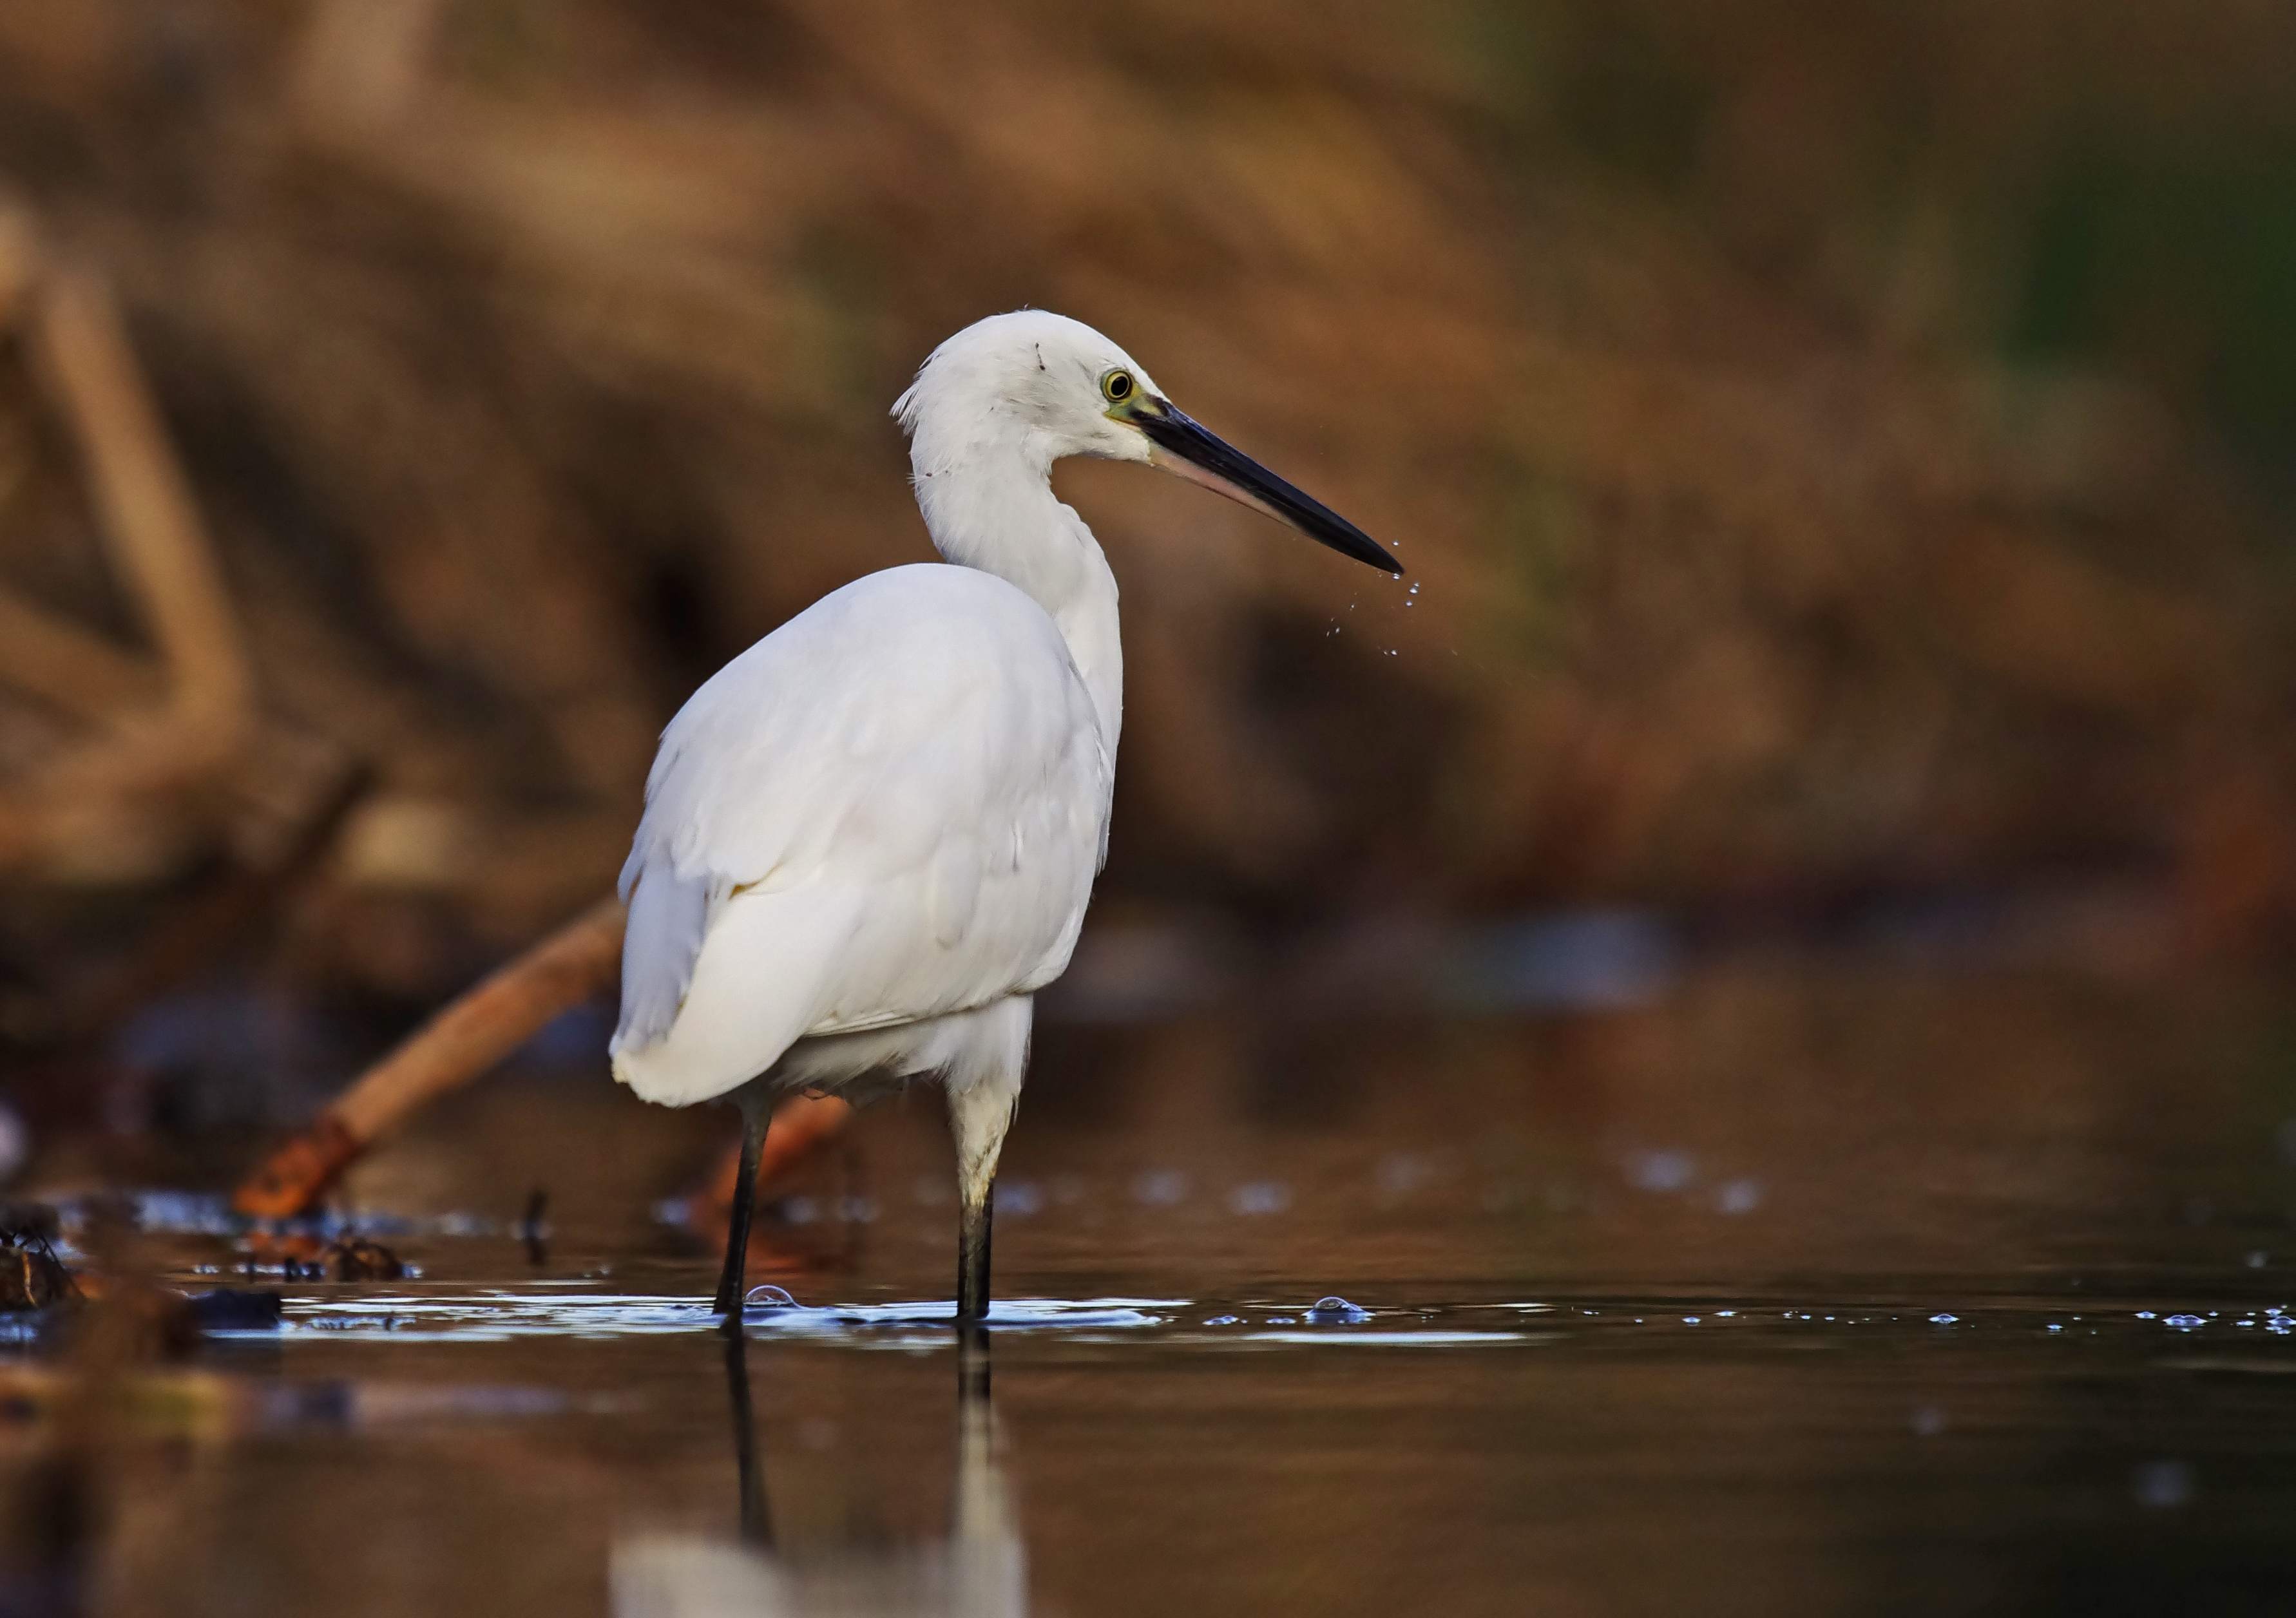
top-left (0, 256), bottom-right (258, 871)
top-left (36, 265), bottom-right (254, 730)
top-left (0, 588), bottom-right (164, 723)
top-left (233, 896), bottom-right (863, 1221)
top-left (334, 897), bottom-right (627, 1140)
top-left (234, 898), bottom-right (626, 1217)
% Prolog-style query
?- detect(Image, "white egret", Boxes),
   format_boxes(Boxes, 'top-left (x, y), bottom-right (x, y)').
top-left (609, 310), bottom-right (1399, 1320)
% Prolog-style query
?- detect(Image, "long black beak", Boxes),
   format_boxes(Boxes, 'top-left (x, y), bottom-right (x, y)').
top-left (1137, 403), bottom-right (1402, 575)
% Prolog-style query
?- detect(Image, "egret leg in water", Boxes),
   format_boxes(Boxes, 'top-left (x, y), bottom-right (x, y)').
top-left (712, 1094), bottom-right (767, 1318)
top-left (606, 310), bottom-right (1399, 1319)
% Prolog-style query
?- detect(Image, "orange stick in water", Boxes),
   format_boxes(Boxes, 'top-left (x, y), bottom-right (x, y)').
top-left (233, 899), bottom-right (856, 1219)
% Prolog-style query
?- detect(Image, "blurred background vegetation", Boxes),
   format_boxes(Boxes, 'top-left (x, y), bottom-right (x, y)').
top-left (1, 0), bottom-right (2293, 1142)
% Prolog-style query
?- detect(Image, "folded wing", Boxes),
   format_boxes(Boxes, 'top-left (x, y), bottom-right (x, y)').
top-left (610, 564), bottom-right (1111, 1107)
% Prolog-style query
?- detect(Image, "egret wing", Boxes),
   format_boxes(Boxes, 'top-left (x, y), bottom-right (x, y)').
top-left (611, 565), bottom-right (1110, 1105)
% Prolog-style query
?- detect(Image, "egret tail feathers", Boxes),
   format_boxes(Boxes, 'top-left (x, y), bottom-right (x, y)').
top-left (609, 886), bottom-right (863, 1108)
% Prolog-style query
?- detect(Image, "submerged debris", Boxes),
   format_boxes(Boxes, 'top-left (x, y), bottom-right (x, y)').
top-left (520, 1188), bottom-right (550, 1268)
top-left (323, 1238), bottom-right (405, 1282)
top-left (1, 1240), bottom-right (73, 1313)
top-left (186, 1290), bottom-right (284, 1332)
top-left (1, 1204), bottom-right (75, 1313)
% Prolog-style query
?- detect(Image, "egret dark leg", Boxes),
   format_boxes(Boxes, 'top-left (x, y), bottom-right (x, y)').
top-left (713, 1098), bottom-right (767, 1320)
top-left (944, 1013), bottom-right (1026, 1328)
top-left (955, 1180), bottom-right (994, 1323)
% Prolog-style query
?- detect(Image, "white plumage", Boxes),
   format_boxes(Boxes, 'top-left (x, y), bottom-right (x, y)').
top-left (607, 309), bottom-right (1397, 1317)
top-left (609, 564), bottom-right (1109, 1109)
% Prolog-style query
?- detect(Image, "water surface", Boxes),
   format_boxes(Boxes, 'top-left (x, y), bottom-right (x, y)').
top-left (46, 961), bottom-right (2296, 1614)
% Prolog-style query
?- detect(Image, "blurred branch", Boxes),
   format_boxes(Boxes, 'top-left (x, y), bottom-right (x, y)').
top-left (0, 591), bottom-right (163, 723)
top-left (37, 262), bottom-right (254, 726)
top-left (0, 220), bottom-right (258, 875)
top-left (234, 897), bottom-right (626, 1218)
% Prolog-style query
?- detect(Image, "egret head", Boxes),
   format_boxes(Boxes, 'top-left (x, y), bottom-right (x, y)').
top-left (895, 310), bottom-right (1401, 574)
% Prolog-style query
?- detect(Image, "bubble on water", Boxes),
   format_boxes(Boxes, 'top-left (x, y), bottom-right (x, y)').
top-left (1203, 1315), bottom-right (1243, 1327)
top-left (2136, 1310), bottom-right (2157, 1320)
top-left (1265, 1316), bottom-right (1298, 1326)
top-left (1911, 1406), bottom-right (1947, 1437)
top-left (1929, 1313), bottom-right (1958, 1325)
top-left (2134, 1461), bottom-right (2194, 1509)
top-left (1715, 1309), bottom-right (1736, 1318)
top-left (2045, 1323), bottom-right (2064, 1333)
top-left (1306, 1297), bottom-right (1369, 1324)
top-left (998, 1181), bottom-right (1044, 1217)
top-left (1229, 1181), bottom-right (1291, 1216)
top-left (1682, 1317), bottom-right (1701, 1326)
top-left (2165, 1313), bottom-right (2205, 1330)
top-left (743, 1285), bottom-right (796, 1309)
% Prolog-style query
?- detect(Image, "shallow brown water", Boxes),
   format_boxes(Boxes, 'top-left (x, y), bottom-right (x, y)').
top-left (41, 957), bottom-right (2296, 1614)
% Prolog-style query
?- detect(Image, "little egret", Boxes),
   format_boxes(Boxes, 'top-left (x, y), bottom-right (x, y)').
top-left (609, 310), bottom-right (1399, 1320)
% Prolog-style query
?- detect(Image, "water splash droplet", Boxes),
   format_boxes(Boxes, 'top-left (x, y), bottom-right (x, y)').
top-left (743, 1284), bottom-right (796, 1309)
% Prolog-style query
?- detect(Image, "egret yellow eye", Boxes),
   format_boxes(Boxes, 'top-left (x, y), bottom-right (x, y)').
top-left (1100, 370), bottom-right (1135, 404)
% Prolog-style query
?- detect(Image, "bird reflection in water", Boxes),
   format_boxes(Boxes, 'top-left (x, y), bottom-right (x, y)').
top-left (611, 1328), bottom-right (1024, 1615)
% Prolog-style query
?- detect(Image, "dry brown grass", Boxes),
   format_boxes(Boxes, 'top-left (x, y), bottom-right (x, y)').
top-left (0, 0), bottom-right (2289, 985)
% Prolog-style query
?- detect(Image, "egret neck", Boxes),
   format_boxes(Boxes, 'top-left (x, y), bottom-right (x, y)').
top-left (909, 443), bottom-right (1124, 758)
